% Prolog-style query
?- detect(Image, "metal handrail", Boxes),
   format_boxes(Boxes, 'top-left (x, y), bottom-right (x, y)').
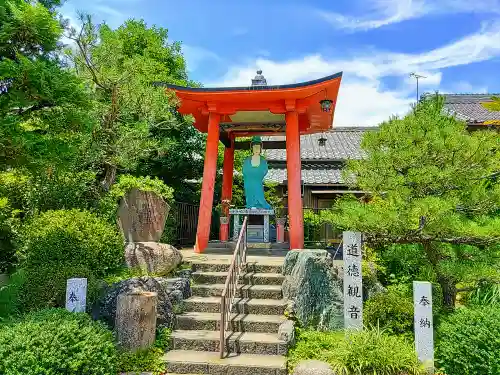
top-left (219, 215), bottom-right (248, 358)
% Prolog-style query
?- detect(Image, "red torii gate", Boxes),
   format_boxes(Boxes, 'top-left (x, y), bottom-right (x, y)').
top-left (162, 71), bottom-right (342, 253)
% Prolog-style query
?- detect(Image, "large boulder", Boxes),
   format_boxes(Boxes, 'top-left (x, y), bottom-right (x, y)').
top-left (293, 360), bottom-right (335, 375)
top-left (124, 242), bottom-right (182, 275)
top-left (94, 276), bottom-right (190, 329)
top-left (282, 250), bottom-right (343, 330)
top-left (118, 188), bottom-right (170, 242)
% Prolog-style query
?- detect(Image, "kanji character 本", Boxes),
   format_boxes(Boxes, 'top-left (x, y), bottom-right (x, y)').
top-left (346, 243), bottom-right (360, 257)
top-left (419, 318), bottom-right (431, 328)
top-left (348, 305), bottom-right (361, 319)
top-left (347, 264), bottom-right (360, 277)
top-left (347, 285), bottom-right (362, 298)
top-left (419, 296), bottom-right (431, 306)
top-left (68, 291), bottom-right (78, 303)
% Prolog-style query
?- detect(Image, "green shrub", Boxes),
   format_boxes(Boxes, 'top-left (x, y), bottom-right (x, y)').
top-left (16, 209), bottom-right (123, 312)
top-left (117, 327), bottom-right (171, 374)
top-left (288, 328), bottom-right (425, 375)
top-left (364, 283), bottom-right (414, 337)
top-left (22, 209), bottom-right (123, 277)
top-left (0, 197), bottom-right (20, 273)
top-left (436, 306), bottom-right (500, 375)
top-left (99, 174), bottom-right (174, 223)
top-left (18, 265), bottom-right (100, 313)
top-left (0, 270), bottom-right (25, 319)
top-left (0, 170), bottom-right (100, 215)
top-left (0, 308), bottom-right (117, 375)
top-left (117, 347), bottom-right (165, 374)
top-left (288, 329), bottom-right (344, 371)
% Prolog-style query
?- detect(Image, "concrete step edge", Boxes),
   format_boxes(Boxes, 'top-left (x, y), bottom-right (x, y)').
top-left (164, 350), bottom-right (287, 369)
top-left (171, 330), bottom-right (285, 344)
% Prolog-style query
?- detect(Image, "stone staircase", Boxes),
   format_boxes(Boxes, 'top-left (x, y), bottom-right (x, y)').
top-left (164, 256), bottom-right (288, 375)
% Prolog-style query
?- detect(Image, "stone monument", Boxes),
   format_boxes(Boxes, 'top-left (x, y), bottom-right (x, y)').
top-left (118, 188), bottom-right (182, 275)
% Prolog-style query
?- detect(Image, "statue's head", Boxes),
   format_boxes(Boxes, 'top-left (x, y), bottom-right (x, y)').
top-left (251, 136), bottom-right (263, 155)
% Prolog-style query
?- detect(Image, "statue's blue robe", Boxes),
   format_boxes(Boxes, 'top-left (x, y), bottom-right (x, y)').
top-left (242, 156), bottom-right (272, 209)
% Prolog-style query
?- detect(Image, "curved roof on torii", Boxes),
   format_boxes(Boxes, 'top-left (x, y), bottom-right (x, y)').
top-left (155, 71), bottom-right (343, 136)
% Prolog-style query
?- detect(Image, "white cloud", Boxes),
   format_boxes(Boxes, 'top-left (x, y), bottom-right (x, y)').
top-left (318, 0), bottom-right (500, 31)
top-left (208, 23), bottom-right (500, 126)
top-left (182, 45), bottom-right (222, 72)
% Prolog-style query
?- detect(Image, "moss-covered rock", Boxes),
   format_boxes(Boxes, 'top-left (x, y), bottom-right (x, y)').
top-left (282, 250), bottom-right (343, 330)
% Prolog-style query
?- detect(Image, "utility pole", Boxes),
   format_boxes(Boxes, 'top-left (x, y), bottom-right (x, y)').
top-left (409, 73), bottom-right (426, 103)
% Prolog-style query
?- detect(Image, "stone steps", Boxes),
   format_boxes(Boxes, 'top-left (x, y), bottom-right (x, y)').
top-left (184, 296), bottom-right (287, 315)
top-left (191, 261), bottom-right (283, 274)
top-left (168, 252), bottom-right (288, 375)
top-left (176, 311), bottom-right (286, 333)
top-left (164, 350), bottom-right (287, 375)
top-left (191, 283), bottom-right (283, 299)
top-left (171, 330), bottom-right (287, 355)
top-left (192, 271), bottom-right (284, 286)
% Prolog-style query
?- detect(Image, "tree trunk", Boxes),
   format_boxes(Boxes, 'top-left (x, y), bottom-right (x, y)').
top-left (101, 163), bottom-right (117, 191)
top-left (437, 274), bottom-right (457, 310)
top-left (115, 291), bottom-right (157, 351)
top-left (422, 241), bottom-right (457, 310)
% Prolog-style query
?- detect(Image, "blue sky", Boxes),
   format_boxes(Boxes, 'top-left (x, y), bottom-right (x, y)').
top-left (60, 0), bottom-right (500, 126)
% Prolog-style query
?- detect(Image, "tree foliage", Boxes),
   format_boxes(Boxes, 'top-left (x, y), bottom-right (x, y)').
top-left (67, 16), bottom-right (199, 190)
top-left (0, 0), bottom-right (93, 171)
top-left (326, 94), bottom-right (500, 308)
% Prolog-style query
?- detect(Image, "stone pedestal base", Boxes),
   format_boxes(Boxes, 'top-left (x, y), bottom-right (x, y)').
top-left (219, 216), bottom-right (229, 242)
top-left (125, 242), bottom-right (182, 275)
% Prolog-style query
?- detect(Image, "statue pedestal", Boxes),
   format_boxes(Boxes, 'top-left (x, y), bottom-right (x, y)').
top-left (229, 208), bottom-right (274, 243)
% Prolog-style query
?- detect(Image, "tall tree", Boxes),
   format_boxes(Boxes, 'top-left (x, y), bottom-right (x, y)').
top-left (67, 16), bottom-right (200, 191)
top-left (326, 94), bottom-right (500, 309)
top-left (0, 0), bottom-right (92, 172)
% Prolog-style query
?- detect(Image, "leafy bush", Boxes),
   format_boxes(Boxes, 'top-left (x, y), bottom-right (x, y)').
top-left (16, 209), bottom-right (123, 312)
top-left (0, 308), bottom-right (118, 375)
top-left (0, 197), bottom-right (20, 273)
top-left (364, 283), bottom-right (414, 338)
top-left (117, 327), bottom-right (171, 374)
top-left (436, 306), bottom-right (500, 375)
top-left (288, 328), bottom-right (425, 375)
top-left (0, 270), bottom-right (25, 319)
top-left (99, 174), bottom-right (174, 222)
top-left (17, 265), bottom-right (100, 313)
top-left (118, 347), bottom-right (165, 374)
top-left (22, 209), bottom-right (123, 276)
top-left (0, 170), bottom-right (100, 215)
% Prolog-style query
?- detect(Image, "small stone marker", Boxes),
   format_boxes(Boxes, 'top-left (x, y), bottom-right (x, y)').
top-left (343, 231), bottom-right (363, 330)
top-left (413, 281), bottom-right (434, 372)
top-left (65, 278), bottom-right (87, 313)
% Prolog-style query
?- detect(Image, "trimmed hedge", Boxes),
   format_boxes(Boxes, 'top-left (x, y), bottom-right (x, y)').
top-left (0, 308), bottom-right (117, 375)
top-left (436, 306), bottom-right (500, 375)
top-left (15, 209), bottom-right (123, 312)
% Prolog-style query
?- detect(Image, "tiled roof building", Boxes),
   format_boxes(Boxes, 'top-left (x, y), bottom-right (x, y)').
top-left (263, 94), bottom-right (498, 208)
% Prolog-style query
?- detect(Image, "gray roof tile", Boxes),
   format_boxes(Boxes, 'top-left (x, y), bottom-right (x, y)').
top-left (265, 166), bottom-right (344, 185)
top-left (263, 128), bottom-right (370, 161)
top-left (443, 94), bottom-right (500, 123)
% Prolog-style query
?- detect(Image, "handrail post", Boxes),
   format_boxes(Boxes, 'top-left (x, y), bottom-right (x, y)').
top-left (220, 296), bottom-right (226, 358)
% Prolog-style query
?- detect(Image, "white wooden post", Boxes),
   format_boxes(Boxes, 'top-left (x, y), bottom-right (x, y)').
top-left (66, 278), bottom-right (87, 313)
top-left (343, 231), bottom-right (363, 330)
top-left (413, 281), bottom-right (434, 372)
